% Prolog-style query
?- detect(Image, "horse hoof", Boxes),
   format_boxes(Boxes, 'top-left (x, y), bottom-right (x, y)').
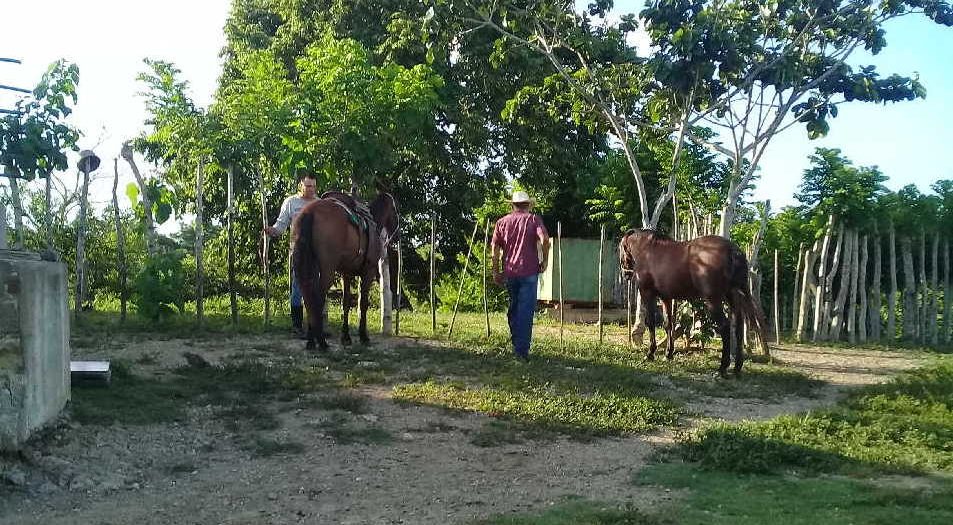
top-left (359, 336), bottom-right (371, 345)
top-left (717, 369), bottom-right (729, 379)
top-left (666, 353), bottom-right (675, 361)
top-left (646, 354), bottom-right (656, 362)
top-left (341, 335), bottom-right (352, 346)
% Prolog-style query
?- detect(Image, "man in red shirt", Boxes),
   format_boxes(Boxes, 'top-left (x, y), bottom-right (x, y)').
top-left (492, 191), bottom-right (551, 361)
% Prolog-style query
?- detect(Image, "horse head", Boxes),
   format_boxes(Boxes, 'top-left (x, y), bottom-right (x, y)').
top-left (618, 228), bottom-right (660, 279)
top-left (370, 192), bottom-right (399, 246)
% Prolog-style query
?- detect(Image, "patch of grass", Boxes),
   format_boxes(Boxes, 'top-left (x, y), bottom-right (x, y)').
top-left (135, 352), bottom-right (160, 365)
top-left (314, 412), bottom-right (393, 445)
top-left (475, 498), bottom-right (669, 524)
top-left (468, 420), bottom-right (560, 447)
top-left (163, 460), bottom-right (198, 475)
top-left (394, 379), bottom-right (680, 436)
top-left (340, 369), bottom-right (388, 387)
top-left (72, 360), bottom-right (296, 429)
top-left (636, 462), bottom-right (953, 525)
top-left (315, 392), bottom-right (369, 414)
top-left (243, 437), bottom-right (306, 457)
top-left (672, 360), bottom-right (953, 476)
top-left (409, 420), bottom-right (459, 433)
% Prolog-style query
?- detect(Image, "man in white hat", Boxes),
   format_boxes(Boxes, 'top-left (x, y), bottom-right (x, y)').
top-left (491, 190), bottom-right (550, 362)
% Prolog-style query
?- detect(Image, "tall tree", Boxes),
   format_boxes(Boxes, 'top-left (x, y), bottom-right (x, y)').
top-left (644, 0), bottom-right (952, 236)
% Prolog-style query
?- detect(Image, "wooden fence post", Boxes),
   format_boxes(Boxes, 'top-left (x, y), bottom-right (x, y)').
top-left (195, 159), bottom-right (205, 327)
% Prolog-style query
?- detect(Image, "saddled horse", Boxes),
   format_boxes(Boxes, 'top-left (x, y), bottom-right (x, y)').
top-left (619, 229), bottom-right (768, 376)
top-left (292, 191), bottom-right (399, 350)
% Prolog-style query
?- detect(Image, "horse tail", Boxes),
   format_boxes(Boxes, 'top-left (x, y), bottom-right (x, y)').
top-left (727, 243), bottom-right (770, 356)
top-left (292, 209), bottom-right (319, 291)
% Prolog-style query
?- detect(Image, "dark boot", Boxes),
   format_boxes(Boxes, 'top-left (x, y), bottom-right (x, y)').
top-left (291, 305), bottom-right (305, 338)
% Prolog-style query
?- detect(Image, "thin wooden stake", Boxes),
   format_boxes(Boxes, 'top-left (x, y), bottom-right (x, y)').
top-left (227, 163), bottom-right (238, 326)
top-left (195, 158), bottom-right (205, 328)
top-left (258, 169), bottom-right (271, 328)
top-left (448, 220), bottom-right (480, 339)
top-left (483, 218), bottom-right (491, 338)
top-left (112, 159), bottom-right (128, 323)
top-left (430, 215), bottom-right (437, 334)
top-left (395, 238), bottom-right (402, 336)
top-left (627, 279), bottom-right (633, 347)
top-left (598, 225), bottom-right (605, 346)
top-left (558, 221), bottom-right (564, 345)
top-left (773, 249), bottom-right (780, 343)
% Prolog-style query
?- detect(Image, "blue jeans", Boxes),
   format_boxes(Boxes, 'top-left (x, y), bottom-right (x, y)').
top-left (290, 270), bottom-right (302, 308)
top-left (506, 274), bottom-right (538, 358)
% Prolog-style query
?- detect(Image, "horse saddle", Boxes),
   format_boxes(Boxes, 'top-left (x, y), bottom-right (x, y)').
top-left (321, 191), bottom-right (379, 264)
top-left (321, 191), bottom-right (375, 232)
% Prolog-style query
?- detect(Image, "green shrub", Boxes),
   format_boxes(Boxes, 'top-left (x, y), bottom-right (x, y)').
top-left (133, 250), bottom-right (187, 320)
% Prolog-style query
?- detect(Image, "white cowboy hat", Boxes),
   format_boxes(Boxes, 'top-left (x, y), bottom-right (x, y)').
top-left (511, 190), bottom-right (533, 203)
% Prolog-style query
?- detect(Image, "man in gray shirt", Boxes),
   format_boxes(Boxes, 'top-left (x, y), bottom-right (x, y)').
top-left (265, 173), bottom-right (318, 337)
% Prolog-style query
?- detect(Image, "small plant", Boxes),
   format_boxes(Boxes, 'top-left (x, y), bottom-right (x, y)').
top-left (132, 250), bottom-right (187, 321)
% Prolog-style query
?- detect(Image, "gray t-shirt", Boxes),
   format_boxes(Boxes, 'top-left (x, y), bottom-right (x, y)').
top-left (271, 195), bottom-right (316, 237)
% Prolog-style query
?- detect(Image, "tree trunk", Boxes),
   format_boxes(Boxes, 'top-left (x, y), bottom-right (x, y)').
top-left (869, 228), bottom-right (883, 340)
top-left (918, 231), bottom-right (927, 343)
top-left (773, 249), bottom-right (780, 343)
top-left (901, 237), bottom-right (917, 340)
top-left (847, 231), bottom-right (861, 344)
top-left (829, 229), bottom-right (854, 341)
top-left (930, 232), bottom-right (939, 346)
top-left (0, 200), bottom-right (7, 249)
top-left (797, 236), bottom-right (823, 342)
top-left (75, 169), bottom-right (91, 317)
top-left (112, 159), bottom-right (128, 323)
top-left (227, 164), bottom-right (237, 326)
top-left (857, 234), bottom-right (868, 343)
top-left (7, 173), bottom-right (25, 249)
top-left (814, 219), bottom-right (840, 341)
top-left (120, 141), bottom-right (157, 255)
top-left (887, 223), bottom-right (898, 340)
top-left (792, 243), bottom-right (805, 335)
top-left (195, 159), bottom-right (205, 328)
top-left (943, 240), bottom-right (953, 343)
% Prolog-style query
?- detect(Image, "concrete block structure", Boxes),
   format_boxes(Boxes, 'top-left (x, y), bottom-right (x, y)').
top-left (0, 250), bottom-right (71, 451)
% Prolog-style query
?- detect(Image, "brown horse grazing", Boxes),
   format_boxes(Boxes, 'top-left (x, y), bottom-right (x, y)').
top-left (619, 229), bottom-right (768, 376)
top-left (292, 192), bottom-right (399, 350)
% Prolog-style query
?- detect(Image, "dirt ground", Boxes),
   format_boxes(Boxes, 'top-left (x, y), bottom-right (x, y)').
top-left (0, 334), bottom-right (926, 525)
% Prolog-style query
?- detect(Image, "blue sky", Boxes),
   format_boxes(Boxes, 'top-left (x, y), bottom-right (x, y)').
top-left (2, 1), bottom-right (951, 215)
top-left (612, 0), bottom-right (953, 208)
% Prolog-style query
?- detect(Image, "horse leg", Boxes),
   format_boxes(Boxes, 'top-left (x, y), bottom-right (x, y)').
top-left (358, 272), bottom-right (372, 344)
top-left (341, 275), bottom-right (352, 346)
top-left (644, 293), bottom-right (658, 361)
top-left (302, 273), bottom-right (331, 351)
top-left (706, 300), bottom-right (730, 377)
top-left (662, 298), bottom-right (676, 360)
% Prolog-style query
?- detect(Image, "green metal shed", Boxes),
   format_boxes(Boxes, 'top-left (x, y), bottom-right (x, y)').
top-left (537, 237), bottom-right (625, 306)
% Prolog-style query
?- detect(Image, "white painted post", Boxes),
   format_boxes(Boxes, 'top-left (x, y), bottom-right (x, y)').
top-left (379, 228), bottom-right (393, 336)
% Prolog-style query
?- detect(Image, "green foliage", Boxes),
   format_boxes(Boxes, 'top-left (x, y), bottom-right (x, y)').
top-left (0, 60), bottom-right (81, 179)
top-left (637, 463), bottom-right (953, 525)
top-left (478, 498), bottom-right (668, 524)
top-left (434, 241), bottom-right (508, 313)
top-left (673, 360), bottom-right (953, 476)
top-left (132, 251), bottom-right (188, 321)
top-left (796, 148), bottom-right (887, 227)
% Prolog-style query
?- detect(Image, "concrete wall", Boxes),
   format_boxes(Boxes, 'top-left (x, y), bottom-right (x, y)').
top-left (0, 251), bottom-right (71, 451)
